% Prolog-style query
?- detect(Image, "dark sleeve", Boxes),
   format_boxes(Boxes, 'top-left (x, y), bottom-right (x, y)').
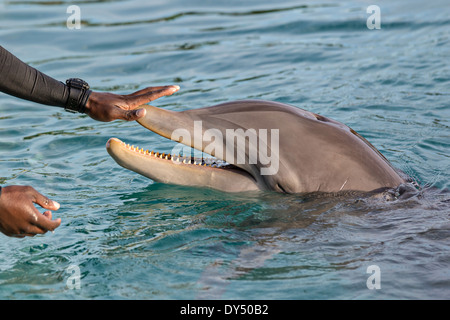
top-left (0, 46), bottom-right (69, 107)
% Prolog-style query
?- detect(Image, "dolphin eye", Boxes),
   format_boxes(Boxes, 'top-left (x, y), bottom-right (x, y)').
top-left (276, 183), bottom-right (287, 193)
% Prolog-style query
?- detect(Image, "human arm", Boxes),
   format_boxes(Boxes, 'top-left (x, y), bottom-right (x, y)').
top-left (0, 46), bottom-right (179, 121)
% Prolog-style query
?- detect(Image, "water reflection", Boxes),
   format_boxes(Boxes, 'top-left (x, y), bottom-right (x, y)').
top-left (101, 182), bottom-right (449, 298)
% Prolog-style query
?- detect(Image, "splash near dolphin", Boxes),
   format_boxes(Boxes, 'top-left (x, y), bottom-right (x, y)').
top-left (106, 100), bottom-right (406, 194)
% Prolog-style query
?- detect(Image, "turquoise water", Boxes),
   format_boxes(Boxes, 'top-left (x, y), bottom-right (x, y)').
top-left (0, 0), bottom-right (449, 299)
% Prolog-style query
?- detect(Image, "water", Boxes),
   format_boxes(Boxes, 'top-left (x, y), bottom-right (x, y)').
top-left (0, 0), bottom-right (449, 299)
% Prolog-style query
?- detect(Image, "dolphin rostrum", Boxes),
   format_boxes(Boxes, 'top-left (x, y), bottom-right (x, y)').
top-left (106, 100), bottom-right (406, 194)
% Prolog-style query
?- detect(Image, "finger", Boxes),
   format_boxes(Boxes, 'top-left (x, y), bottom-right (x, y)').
top-left (43, 210), bottom-right (52, 220)
top-left (10, 219), bottom-right (49, 237)
top-left (22, 224), bottom-right (47, 236)
top-left (32, 190), bottom-right (60, 211)
top-left (32, 211), bottom-right (61, 233)
top-left (111, 107), bottom-right (146, 121)
top-left (127, 85), bottom-right (180, 107)
top-left (127, 86), bottom-right (176, 97)
top-left (11, 234), bottom-right (26, 238)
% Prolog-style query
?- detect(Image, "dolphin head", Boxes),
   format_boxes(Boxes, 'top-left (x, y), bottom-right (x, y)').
top-left (106, 100), bottom-right (406, 194)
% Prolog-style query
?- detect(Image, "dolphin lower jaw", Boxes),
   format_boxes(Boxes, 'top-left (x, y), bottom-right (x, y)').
top-left (106, 137), bottom-right (260, 192)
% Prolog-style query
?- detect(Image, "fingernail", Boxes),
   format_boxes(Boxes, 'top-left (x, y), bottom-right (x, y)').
top-left (135, 108), bottom-right (146, 118)
top-left (171, 85), bottom-right (180, 91)
top-left (53, 201), bottom-right (60, 210)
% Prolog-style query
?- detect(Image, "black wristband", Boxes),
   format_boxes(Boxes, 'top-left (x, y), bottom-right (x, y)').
top-left (65, 78), bottom-right (92, 113)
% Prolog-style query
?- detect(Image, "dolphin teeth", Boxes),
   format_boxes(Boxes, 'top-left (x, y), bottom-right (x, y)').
top-left (123, 144), bottom-right (211, 164)
top-left (122, 142), bottom-right (230, 168)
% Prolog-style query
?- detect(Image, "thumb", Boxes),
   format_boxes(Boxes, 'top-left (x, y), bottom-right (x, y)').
top-left (122, 107), bottom-right (146, 121)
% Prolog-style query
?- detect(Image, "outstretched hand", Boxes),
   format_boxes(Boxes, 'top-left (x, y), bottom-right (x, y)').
top-left (84, 85), bottom-right (180, 122)
top-left (0, 185), bottom-right (61, 238)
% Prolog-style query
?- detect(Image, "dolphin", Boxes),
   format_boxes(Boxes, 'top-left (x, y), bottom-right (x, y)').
top-left (106, 100), bottom-right (406, 194)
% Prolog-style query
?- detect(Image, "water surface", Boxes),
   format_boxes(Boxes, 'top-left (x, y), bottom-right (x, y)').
top-left (0, 0), bottom-right (449, 299)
